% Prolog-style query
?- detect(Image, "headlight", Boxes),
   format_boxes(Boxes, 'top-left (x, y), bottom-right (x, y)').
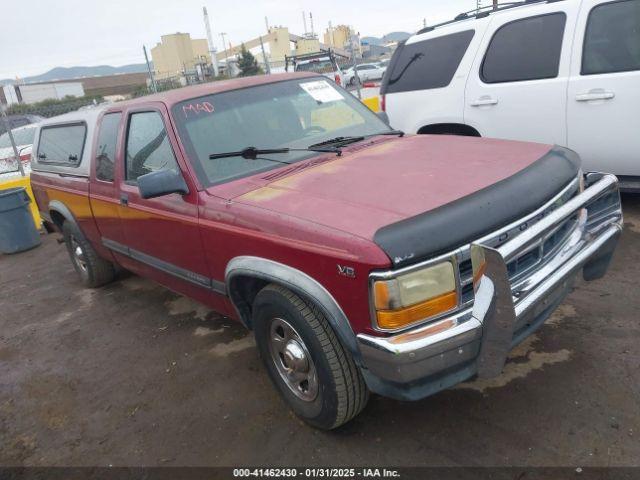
top-left (372, 261), bottom-right (458, 330)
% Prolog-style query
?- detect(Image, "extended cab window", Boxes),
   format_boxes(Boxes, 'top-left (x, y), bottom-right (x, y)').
top-left (37, 123), bottom-right (86, 166)
top-left (383, 30), bottom-right (475, 94)
top-left (482, 13), bottom-right (567, 83)
top-left (582, 0), bottom-right (640, 75)
top-left (95, 113), bottom-right (121, 182)
top-left (125, 111), bottom-right (179, 182)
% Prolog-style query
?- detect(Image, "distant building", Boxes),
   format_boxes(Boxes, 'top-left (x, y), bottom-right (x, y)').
top-left (295, 38), bottom-right (320, 56)
top-left (1, 82), bottom-right (84, 105)
top-left (268, 27), bottom-right (293, 63)
top-left (151, 32), bottom-right (213, 80)
top-left (324, 25), bottom-right (352, 49)
top-left (0, 73), bottom-right (147, 105)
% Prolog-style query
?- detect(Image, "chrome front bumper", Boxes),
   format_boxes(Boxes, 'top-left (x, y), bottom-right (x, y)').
top-left (357, 174), bottom-right (623, 400)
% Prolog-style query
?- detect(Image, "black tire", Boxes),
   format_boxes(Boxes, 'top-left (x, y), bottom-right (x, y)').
top-left (253, 284), bottom-right (369, 429)
top-left (62, 221), bottom-right (116, 288)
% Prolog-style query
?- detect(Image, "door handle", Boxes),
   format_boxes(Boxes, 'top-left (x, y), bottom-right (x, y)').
top-left (575, 90), bottom-right (615, 102)
top-left (120, 193), bottom-right (128, 206)
top-left (470, 96), bottom-right (498, 107)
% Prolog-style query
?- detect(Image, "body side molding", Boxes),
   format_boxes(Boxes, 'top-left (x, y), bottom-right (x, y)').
top-left (101, 237), bottom-right (227, 295)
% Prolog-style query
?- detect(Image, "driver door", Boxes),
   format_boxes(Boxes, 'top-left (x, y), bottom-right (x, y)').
top-left (116, 104), bottom-right (211, 288)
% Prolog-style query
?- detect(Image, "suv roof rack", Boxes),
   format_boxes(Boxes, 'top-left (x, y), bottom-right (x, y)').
top-left (416, 0), bottom-right (564, 35)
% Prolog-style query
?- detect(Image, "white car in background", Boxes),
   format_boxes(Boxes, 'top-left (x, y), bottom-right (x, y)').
top-left (0, 123), bottom-right (39, 175)
top-left (345, 63), bottom-right (387, 86)
top-left (382, 0), bottom-right (640, 190)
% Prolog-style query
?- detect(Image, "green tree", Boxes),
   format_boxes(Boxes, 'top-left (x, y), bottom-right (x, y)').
top-left (237, 44), bottom-right (263, 77)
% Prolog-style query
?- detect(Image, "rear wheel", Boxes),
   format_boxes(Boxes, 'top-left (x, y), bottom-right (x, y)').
top-left (253, 284), bottom-right (369, 429)
top-left (62, 221), bottom-right (116, 288)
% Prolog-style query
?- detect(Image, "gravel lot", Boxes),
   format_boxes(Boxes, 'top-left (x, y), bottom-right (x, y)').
top-left (1, 195), bottom-right (639, 467)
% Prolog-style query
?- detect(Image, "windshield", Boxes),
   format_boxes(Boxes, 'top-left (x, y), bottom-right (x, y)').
top-left (0, 126), bottom-right (37, 149)
top-left (172, 77), bottom-right (391, 186)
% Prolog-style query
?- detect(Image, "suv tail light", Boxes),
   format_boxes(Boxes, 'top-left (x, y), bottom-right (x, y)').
top-left (380, 94), bottom-right (386, 112)
top-left (334, 73), bottom-right (342, 86)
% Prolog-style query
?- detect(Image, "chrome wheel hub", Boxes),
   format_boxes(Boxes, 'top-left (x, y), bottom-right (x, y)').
top-left (268, 318), bottom-right (318, 402)
top-left (71, 237), bottom-right (88, 273)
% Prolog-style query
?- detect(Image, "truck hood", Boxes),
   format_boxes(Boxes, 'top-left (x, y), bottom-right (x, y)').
top-left (235, 135), bottom-right (579, 266)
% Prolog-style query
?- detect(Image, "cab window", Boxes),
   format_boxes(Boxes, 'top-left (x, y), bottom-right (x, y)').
top-left (125, 111), bottom-right (179, 182)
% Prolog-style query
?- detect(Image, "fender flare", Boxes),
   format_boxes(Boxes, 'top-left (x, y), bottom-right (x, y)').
top-left (225, 256), bottom-right (362, 364)
top-left (48, 200), bottom-right (79, 229)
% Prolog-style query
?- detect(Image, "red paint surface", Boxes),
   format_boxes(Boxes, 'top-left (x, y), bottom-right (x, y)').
top-left (230, 135), bottom-right (552, 241)
top-left (30, 74), bottom-right (554, 337)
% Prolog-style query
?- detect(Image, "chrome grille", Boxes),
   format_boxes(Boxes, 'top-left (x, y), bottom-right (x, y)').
top-left (456, 179), bottom-right (580, 308)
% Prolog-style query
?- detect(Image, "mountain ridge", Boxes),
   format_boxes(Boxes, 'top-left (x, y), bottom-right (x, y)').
top-left (1, 63), bottom-right (149, 85)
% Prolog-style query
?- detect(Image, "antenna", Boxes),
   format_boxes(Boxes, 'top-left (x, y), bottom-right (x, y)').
top-left (309, 12), bottom-right (315, 37)
top-left (203, 6), bottom-right (219, 76)
top-left (302, 11), bottom-right (308, 35)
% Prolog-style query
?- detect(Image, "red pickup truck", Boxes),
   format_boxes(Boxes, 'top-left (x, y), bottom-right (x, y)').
top-left (30, 72), bottom-right (623, 429)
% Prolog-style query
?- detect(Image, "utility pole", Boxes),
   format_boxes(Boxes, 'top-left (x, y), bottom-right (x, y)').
top-left (220, 32), bottom-right (229, 76)
top-left (493, 0), bottom-right (499, 9)
top-left (203, 6), bottom-right (219, 77)
top-left (0, 105), bottom-right (25, 177)
top-left (349, 35), bottom-right (361, 100)
top-left (259, 36), bottom-right (271, 74)
top-left (328, 21), bottom-right (334, 46)
top-left (143, 45), bottom-right (158, 93)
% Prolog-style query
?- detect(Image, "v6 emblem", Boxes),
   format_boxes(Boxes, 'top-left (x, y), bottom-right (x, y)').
top-left (337, 265), bottom-right (356, 278)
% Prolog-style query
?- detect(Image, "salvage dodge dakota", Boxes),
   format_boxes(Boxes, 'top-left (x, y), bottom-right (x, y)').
top-left (30, 72), bottom-right (623, 429)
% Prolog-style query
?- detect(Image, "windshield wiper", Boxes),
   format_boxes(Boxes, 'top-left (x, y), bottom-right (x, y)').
top-left (307, 130), bottom-right (405, 150)
top-left (208, 145), bottom-right (340, 161)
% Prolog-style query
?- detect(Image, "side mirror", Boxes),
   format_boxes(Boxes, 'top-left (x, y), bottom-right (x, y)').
top-left (137, 169), bottom-right (189, 199)
top-left (376, 111), bottom-right (390, 125)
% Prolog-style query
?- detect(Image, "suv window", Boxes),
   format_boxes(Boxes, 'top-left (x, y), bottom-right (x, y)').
top-left (0, 126), bottom-right (36, 149)
top-left (582, 0), bottom-right (640, 75)
top-left (37, 123), bottom-right (86, 166)
top-left (95, 113), bottom-right (121, 182)
top-left (383, 30), bottom-right (475, 94)
top-left (482, 13), bottom-right (567, 83)
top-left (125, 111), bottom-right (179, 182)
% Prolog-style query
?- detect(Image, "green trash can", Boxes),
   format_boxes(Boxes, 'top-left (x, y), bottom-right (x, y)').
top-left (0, 187), bottom-right (41, 254)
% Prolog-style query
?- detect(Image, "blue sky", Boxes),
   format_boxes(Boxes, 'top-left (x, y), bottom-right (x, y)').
top-left (1, 0), bottom-right (479, 79)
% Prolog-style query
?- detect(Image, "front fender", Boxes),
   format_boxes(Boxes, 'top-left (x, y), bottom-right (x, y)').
top-left (225, 256), bottom-right (362, 365)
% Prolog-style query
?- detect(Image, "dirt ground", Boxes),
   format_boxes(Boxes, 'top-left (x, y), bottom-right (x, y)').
top-left (1, 195), bottom-right (639, 468)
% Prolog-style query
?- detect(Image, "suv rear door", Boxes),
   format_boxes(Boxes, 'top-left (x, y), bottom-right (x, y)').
top-left (464, 5), bottom-right (575, 144)
top-left (567, 0), bottom-right (640, 178)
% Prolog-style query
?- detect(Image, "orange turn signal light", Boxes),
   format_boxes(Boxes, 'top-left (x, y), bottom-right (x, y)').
top-left (376, 291), bottom-right (458, 330)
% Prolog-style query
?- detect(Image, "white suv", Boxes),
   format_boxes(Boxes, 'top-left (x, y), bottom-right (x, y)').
top-left (382, 0), bottom-right (640, 190)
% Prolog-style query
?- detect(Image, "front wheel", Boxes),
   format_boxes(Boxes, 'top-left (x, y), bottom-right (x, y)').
top-left (253, 284), bottom-right (369, 429)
